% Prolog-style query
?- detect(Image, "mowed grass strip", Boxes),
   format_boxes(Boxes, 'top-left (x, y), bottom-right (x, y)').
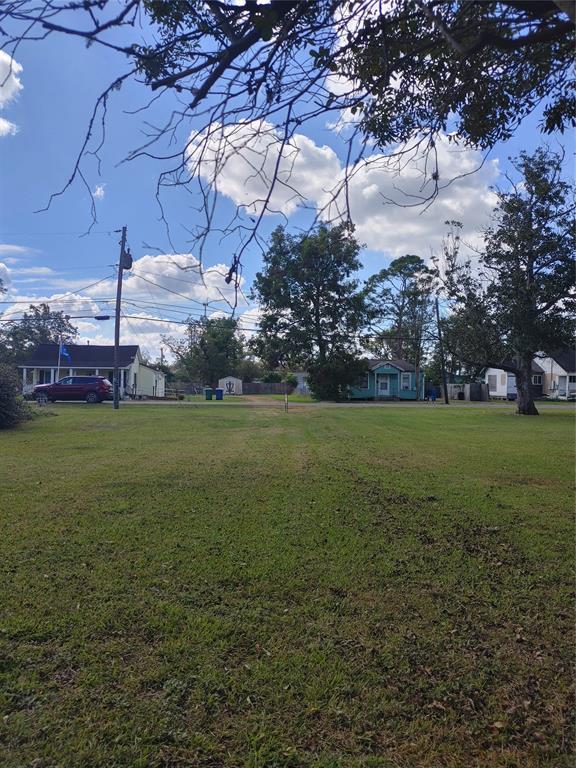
top-left (0, 404), bottom-right (573, 768)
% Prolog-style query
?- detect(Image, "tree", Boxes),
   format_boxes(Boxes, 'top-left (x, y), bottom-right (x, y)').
top-left (0, 304), bottom-right (78, 365)
top-left (364, 255), bottom-right (434, 373)
top-left (252, 223), bottom-right (368, 399)
top-left (1, 2), bottom-right (573, 284)
top-left (164, 317), bottom-right (244, 387)
top-left (235, 356), bottom-right (264, 383)
top-left (440, 148), bottom-right (575, 415)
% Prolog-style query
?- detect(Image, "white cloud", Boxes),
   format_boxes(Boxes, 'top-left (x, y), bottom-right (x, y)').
top-left (0, 244), bottom-right (34, 256)
top-left (80, 313), bottom-right (185, 362)
top-left (0, 292), bottom-right (102, 321)
top-left (319, 137), bottom-right (499, 256)
top-left (87, 252), bottom-right (249, 311)
top-left (10, 266), bottom-right (55, 276)
top-left (0, 262), bottom-right (11, 288)
top-left (93, 184), bottom-right (106, 200)
top-left (189, 120), bottom-right (498, 258)
top-left (0, 51), bottom-right (23, 107)
top-left (0, 51), bottom-right (23, 137)
top-left (0, 117), bottom-right (17, 137)
top-left (237, 306), bottom-right (262, 338)
top-left (188, 120), bottom-right (341, 216)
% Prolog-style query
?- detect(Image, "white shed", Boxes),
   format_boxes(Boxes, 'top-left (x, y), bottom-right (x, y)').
top-left (484, 367), bottom-right (510, 399)
top-left (218, 376), bottom-right (243, 395)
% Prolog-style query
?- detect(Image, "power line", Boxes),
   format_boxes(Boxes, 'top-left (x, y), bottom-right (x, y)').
top-left (130, 270), bottom-right (231, 307)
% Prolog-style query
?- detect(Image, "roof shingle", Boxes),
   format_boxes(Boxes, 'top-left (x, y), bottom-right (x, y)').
top-left (18, 343), bottom-right (139, 368)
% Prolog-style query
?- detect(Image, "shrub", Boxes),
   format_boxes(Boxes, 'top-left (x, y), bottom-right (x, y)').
top-left (283, 372), bottom-right (298, 389)
top-left (0, 364), bottom-right (32, 429)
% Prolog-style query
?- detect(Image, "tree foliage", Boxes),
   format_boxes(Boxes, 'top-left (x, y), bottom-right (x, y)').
top-left (364, 254), bottom-right (434, 366)
top-left (163, 317), bottom-right (244, 387)
top-left (0, 304), bottom-right (78, 365)
top-left (0, 363), bottom-right (32, 430)
top-left (440, 148), bottom-right (575, 415)
top-left (252, 223), bottom-right (367, 399)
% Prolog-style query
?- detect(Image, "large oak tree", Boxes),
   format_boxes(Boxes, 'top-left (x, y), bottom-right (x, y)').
top-left (441, 148), bottom-right (575, 415)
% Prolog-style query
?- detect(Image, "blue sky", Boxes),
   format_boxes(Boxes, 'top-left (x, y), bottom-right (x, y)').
top-left (0, 17), bottom-right (572, 360)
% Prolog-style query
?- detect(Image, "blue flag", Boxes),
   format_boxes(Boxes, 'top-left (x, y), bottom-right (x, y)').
top-left (60, 344), bottom-right (72, 362)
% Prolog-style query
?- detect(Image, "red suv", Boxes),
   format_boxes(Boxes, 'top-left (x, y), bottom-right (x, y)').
top-left (34, 376), bottom-right (113, 404)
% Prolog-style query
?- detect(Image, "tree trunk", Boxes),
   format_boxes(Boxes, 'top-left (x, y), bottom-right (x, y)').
top-left (515, 360), bottom-right (539, 415)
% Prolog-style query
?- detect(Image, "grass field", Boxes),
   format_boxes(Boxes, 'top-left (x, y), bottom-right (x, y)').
top-left (0, 403), bottom-right (574, 767)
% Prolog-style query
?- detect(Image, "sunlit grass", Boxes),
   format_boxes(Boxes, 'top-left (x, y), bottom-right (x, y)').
top-left (0, 404), bottom-right (573, 767)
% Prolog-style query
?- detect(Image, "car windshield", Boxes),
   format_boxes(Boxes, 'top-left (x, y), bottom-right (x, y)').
top-left (102, 379), bottom-right (112, 386)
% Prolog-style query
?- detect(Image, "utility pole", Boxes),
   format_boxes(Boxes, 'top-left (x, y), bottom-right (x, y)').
top-left (435, 296), bottom-right (450, 405)
top-left (113, 227), bottom-right (132, 410)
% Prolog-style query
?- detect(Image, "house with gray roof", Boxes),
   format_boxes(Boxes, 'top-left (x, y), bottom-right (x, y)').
top-left (536, 349), bottom-right (576, 399)
top-left (19, 343), bottom-right (165, 398)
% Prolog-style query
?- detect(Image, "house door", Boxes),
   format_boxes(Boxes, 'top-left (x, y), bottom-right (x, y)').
top-left (377, 374), bottom-right (390, 396)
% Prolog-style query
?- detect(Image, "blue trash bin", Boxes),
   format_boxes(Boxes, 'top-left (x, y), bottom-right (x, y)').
top-left (215, 388), bottom-right (223, 401)
top-left (204, 387), bottom-right (213, 401)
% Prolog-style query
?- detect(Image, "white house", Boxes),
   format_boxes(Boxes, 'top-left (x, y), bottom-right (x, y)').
top-left (484, 361), bottom-right (544, 400)
top-left (19, 343), bottom-right (165, 398)
top-left (218, 376), bottom-right (243, 395)
top-left (536, 349), bottom-right (576, 399)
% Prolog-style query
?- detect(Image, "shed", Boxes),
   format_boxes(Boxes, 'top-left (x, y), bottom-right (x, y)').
top-left (218, 376), bottom-right (243, 395)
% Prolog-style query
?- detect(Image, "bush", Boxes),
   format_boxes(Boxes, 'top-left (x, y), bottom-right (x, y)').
top-left (262, 370), bottom-right (282, 383)
top-left (283, 372), bottom-right (298, 389)
top-left (0, 364), bottom-right (33, 429)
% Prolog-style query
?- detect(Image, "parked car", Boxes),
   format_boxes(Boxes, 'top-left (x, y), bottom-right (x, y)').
top-left (34, 376), bottom-right (113, 404)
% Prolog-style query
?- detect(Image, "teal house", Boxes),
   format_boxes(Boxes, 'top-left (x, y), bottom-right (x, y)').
top-left (348, 359), bottom-right (425, 400)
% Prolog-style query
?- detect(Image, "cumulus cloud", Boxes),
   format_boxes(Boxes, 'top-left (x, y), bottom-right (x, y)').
top-left (93, 184), bottom-right (106, 200)
top-left (0, 51), bottom-right (23, 137)
top-left (87, 252), bottom-right (249, 311)
top-left (0, 291), bottom-right (102, 318)
top-left (189, 119), bottom-right (498, 258)
top-left (0, 117), bottom-right (17, 137)
top-left (80, 313), bottom-right (185, 362)
top-left (320, 137), bottom-right (499, 256)
top-left (237, 306), bottom-right (262, 338)
top-left (0, 262), bottom-right (11, 289)
top-left (188, 120), bottom-right (341, 216)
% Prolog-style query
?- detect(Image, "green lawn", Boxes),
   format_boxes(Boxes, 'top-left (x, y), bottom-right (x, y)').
top-left (0, 404), bottom-right (573, 767)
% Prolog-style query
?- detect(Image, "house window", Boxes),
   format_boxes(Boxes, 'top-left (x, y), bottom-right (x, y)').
top-left (401, 372), bottom-right (411, 390)
top-left (569, 375), bottom-right (576, 384)
top-left (356, 374), bottom-right (369, 389)
top-left (487, 374), bottom-right (497, 392)
top-left (532, 375), bottom-right (542, 385)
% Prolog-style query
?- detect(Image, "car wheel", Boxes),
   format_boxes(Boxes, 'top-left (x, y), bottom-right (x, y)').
top-left (36, 393), bottom-right (48, 405)
top-left (85, 391), bottom-right (100, 404)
